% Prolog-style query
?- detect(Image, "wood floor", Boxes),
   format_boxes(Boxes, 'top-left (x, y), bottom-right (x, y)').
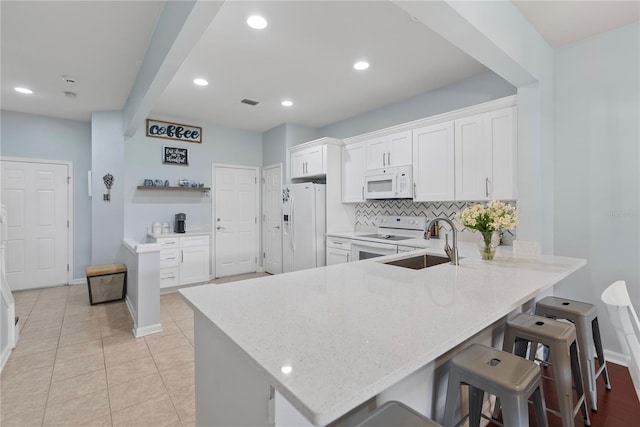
top-left (488, 361), bottom-right (640, 427)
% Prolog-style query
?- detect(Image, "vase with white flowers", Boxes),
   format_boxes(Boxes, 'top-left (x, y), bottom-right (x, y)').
top-left (458, 201), bottom-right (518, 260)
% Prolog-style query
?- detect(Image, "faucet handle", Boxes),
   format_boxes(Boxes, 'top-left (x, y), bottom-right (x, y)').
top-left (444, 234), bottom-right (453, 258)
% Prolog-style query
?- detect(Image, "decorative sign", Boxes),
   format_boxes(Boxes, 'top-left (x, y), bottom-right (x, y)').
top-left (147, 119), bottom-right (202, 143)
top-left (163, 146), bottom-right (188, 166)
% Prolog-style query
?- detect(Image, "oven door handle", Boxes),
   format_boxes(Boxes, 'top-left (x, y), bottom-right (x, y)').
top-left (351, 240), bottom-right (398, 251)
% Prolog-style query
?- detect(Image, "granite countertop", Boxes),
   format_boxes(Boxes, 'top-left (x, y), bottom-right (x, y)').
top-left (180, 252), bottom-right (584, 425)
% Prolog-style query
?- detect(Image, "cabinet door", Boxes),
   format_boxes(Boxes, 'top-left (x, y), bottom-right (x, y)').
top-left (366, 137), bottom-right (388, 170)
top-left (305, 145), bottom-right (325, 176)
top-left (388, 131), bottom-right (412, 167)
top-left (413, 121), bottom-right (455, 201)
top-left (290, 151), bottom-right (307, 178)
top-left (342, 142), bottom-right (366, 202)
top-left (486, 106), bottom-right (517, 200)
top-left (180, 246), bottom-right (210, 285)
top-left (327, 248), bottom-right (350, 265)
top-left (455, 114), bottom-right (491, 201)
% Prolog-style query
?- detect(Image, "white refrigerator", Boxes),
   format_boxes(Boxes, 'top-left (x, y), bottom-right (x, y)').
top-left (282, 183), bottom-right (326, 273)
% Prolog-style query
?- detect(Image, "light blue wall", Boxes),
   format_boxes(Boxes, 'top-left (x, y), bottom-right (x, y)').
top-left (262, 124), bottom-right (286, 167)
top-left (1, 110), bottom-right (91, 280)
top-left (554, 23), bottom-right (640, 355)
top-left (91, 111), bottom-right (125, 265)
top-left (318, 71), bottom-right (516, 139)
top-left (124, 117), bottom-right (263, 243)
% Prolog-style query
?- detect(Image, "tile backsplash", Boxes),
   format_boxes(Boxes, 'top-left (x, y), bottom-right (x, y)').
top-left (354, 200), bottom-right (516, 243)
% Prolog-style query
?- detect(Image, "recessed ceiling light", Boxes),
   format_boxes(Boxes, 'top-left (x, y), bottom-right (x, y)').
top-left (14, 87), bottom-right (33, 94)
top-left (193, 78), bottom-right (209, 86)
top-left (353, 61), bottom-right (370, 71)
top-left (247, 15), bottom-right (267, 30)
top-left (281, 100), bottom-right (293, 107)
top-left (63, 91), bottom-right (77, 99)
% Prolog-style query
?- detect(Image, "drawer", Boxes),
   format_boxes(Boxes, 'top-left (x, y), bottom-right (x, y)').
top-left (160, 248), bottom-right (180, 268)
top-left (159, 267), bottom-right (179, 288)
top-left (180, 235), bottom-right (209, 248)
top-left (156, 238), bottom-right (179, 248)
top-left (327, 237), bottom-right (351, 250)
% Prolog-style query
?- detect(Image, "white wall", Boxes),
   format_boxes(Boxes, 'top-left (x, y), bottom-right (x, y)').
top-left (553, 22), bottom-right (640, 356)
top-left (0, 110), bottom-right (92, 280)
top-left (124, 117), bottom-right (263, 243)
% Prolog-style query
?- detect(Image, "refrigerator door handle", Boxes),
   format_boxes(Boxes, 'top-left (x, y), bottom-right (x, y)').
top-left (290, 196), bottom-right (295, 251)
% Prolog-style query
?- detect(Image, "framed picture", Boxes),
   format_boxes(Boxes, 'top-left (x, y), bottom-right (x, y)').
top-left (163, 146), bottom-right (188, 166)
top-left (147, 119), bottom-right (202, 143)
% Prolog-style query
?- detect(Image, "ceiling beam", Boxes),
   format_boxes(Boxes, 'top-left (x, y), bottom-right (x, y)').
top-left (122, 0), bottom-right (224, 137)
top-left (392, 0), bottom-right (549, 87)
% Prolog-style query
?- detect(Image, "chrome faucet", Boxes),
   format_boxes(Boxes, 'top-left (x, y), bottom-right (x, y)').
top-left (426, 217), bottom-right (459, 265)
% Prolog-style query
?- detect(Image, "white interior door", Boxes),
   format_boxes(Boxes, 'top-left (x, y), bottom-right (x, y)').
top-left (1, 160), bottom-right (69, 290)
top-left (214, 165), bottom-right (258, 278)
top-left (262, 165), bottom-right (282, 274)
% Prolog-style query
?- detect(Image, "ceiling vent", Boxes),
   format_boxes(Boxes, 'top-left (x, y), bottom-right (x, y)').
top-left (241, 98), bottom-right (260, 106)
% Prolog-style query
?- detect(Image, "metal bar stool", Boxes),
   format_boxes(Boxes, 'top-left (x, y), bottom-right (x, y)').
top-left (443, 343), bottom-right (547, 427)
top-left (503, 313), bottom-right (590, 427)
top-left (356, 401), bottom-right (441, 427)
top-left (534, 296), bottom-right (611, 410)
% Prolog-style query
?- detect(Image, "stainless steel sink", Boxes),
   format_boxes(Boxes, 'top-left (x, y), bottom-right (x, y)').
top-left (382, 254), bottom-right (451, 270)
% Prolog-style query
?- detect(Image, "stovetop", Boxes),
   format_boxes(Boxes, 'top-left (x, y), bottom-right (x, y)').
top-left (359, 234), bottom-right (414, 241)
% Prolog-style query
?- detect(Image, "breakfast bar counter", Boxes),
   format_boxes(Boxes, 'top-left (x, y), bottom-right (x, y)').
top-left (179, 252), bottom-right (585, 426)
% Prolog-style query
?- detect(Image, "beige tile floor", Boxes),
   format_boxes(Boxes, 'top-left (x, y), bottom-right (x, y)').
top-left (1, 272), bottom-right (268, 427)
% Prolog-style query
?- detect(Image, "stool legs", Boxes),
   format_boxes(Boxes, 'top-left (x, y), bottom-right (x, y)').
top-left (570, 342), bottom-right (591, 426)
top-left (592, 318), bottom-right (611, 390)
top-left (468, 386), bottom-right (483, 427)
top-left (443, 370), bottom-right (461, 426)
top-left (532, 386), bottom-right (549, 427)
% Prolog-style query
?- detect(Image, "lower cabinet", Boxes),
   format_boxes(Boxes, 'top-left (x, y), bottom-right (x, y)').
top-left (326, 237), bottom-right (352, 265)
top-left (151, 234), bottom-right (210, 289)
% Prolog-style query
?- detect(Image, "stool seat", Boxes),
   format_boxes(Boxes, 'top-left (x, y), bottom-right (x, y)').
top-left (536, 296), bottom-right (611, 411)
top-left (504, 313), bottom-right (590, 427)
top-left (444, 343), bottom-right (547, 427)
top-left (356, 401), bottom-right (441, 427)
top-left (86, 263), bottom-right (127, 276)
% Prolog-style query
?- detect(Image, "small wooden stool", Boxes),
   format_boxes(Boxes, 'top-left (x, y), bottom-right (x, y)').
top-left (86, 263), bottom-right (127, 305)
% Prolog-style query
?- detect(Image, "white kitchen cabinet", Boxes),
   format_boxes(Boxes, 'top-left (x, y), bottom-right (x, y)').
top-left (412, 121), bottom-right (455, 202)
top-left (342, 142), bottom-right (366, 203)
top-left (290, 145), bottom-right (326, 179)
top-left (326, 237), bottom-right (351, 265)
top-left (366, 131), bottom-right (412, 170)
top-left (455, 106), bottom-right (517, 201)
top-left (151, 234), bottom-right (210, 289)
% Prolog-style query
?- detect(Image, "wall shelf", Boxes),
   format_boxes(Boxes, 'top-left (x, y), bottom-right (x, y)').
top-left (137, 186), bottom-right (210, 192)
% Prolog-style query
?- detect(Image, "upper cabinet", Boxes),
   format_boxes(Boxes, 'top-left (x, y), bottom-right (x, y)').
top-left (455, 106), bottom-right (517, 200)
top-left (342, 141), bottom-right (366, 203)
top-left (413, 121), bottom-right (455, 202)
top-left (366, 130), bottom-right (412, 170)
top-left (291, 144), bottom-right (326, 179)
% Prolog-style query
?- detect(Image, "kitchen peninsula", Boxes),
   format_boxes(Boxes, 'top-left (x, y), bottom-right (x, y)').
top-left (179, 251), bottom-right (585, 426)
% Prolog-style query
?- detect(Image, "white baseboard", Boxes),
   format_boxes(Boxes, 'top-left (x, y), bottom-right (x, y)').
top-left (71, 278), bottom-right (86, 285)
top-left (133, 323), bottom-right (163, 338)
top-left (604, 349), bottom-right (629, 367)
top-left (0, 344), bottom-right (12, 373)
top-left (125, 296), bottom-right (137, 323)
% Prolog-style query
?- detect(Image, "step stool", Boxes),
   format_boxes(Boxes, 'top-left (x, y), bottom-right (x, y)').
top-left (444, 343), bottom-right (547, 427)
top-left (535, 296), bottom-right (611, 411)
top-left (86, 263), bottom-right (127, 305)
top-left (503, 313), bottom-right (590, 427)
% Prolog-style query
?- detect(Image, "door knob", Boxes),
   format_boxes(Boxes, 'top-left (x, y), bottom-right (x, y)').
top-left (217, 226), bottom-right (225, 230)
top-left (273, 226), bottom-right (280, 229)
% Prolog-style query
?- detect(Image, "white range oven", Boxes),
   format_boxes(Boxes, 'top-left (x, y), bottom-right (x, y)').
top-left (350, 216), bottom-right (426, 262)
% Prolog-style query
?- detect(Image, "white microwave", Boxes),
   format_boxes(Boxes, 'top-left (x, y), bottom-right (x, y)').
top-left (364, 166), bottom-right (413, 199)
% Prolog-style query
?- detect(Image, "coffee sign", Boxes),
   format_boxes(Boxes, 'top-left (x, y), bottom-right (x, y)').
top-left (146, 119), bottom-right (202, 143)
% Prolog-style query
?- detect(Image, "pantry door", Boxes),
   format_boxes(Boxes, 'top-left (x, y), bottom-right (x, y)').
top-left (262, 164), bottom-right (282, 274)
top-left (213, 165), bottom-right (258, 278)
top-left (1, 159), bottom-right (71, 290)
